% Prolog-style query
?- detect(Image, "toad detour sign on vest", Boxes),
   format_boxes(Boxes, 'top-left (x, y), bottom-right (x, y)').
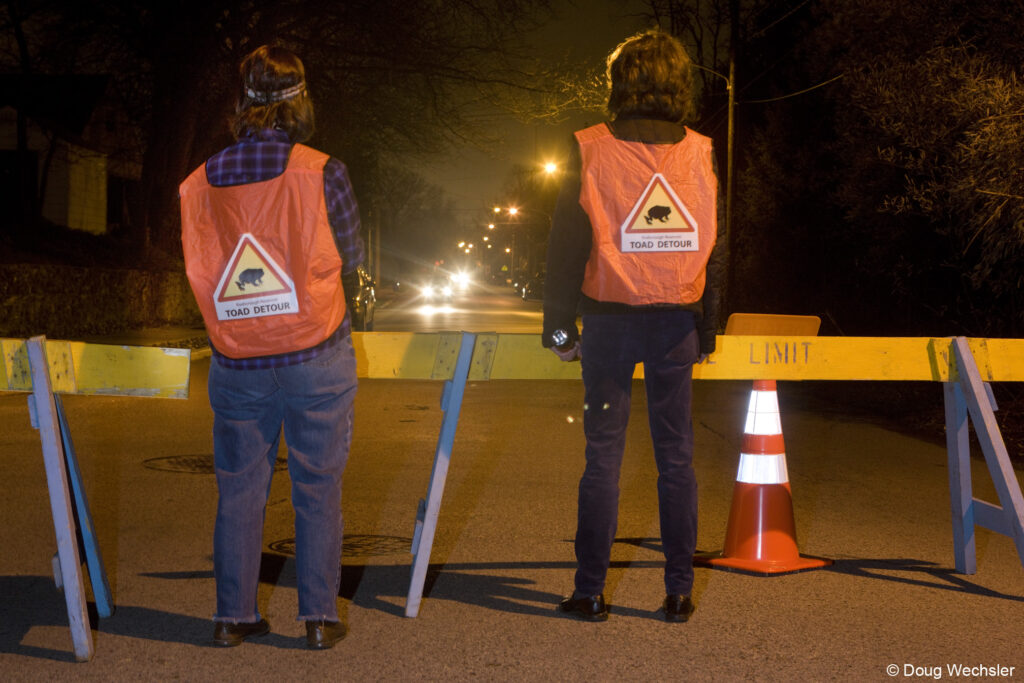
top-left (577, 123), bottom-right (717, 306)
top-left (179, 144), bottom-right (346, 359)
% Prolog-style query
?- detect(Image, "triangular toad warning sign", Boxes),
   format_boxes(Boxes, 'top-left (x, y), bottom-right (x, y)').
top-left (213, 234), bottom-right (299, 321)
top-left (620, 173), bottom-right (699, 253)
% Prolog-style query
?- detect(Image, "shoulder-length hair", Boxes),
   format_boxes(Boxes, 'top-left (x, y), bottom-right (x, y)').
top-left (231, 45), bottom-right (315, 142)
top-left (606, 30), bottom-right (695, 123)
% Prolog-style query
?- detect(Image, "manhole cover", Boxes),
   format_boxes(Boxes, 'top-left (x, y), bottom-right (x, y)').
top-left (143, 454), bottom-right (288, 474)
top-left (267, 534), bottom-right (411, 558)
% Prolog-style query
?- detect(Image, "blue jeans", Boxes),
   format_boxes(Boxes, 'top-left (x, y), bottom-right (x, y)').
top-left (208, 338), bottom-right (357, 622)
top-left (576, 311), bottom-right (699, 596)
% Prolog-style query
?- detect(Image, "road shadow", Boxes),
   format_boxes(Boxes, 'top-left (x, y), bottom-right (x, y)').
top-left (10, 550), bottom-right (1016, 662)
top-left (0, 575), bottom-right (256, 661)
top-left (0, 575), bottom-right (87, 662)
top-left (825, 557), bottom-right (1024, 601)
top-left (142, 539), bottom-right (670, 622)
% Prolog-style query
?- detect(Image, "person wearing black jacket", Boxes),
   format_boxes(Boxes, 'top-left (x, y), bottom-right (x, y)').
top-left (543, 29), bottom-right (726, 623)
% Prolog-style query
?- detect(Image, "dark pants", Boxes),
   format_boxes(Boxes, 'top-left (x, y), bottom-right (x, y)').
top-left (575, 310), bottom-right (699, 596)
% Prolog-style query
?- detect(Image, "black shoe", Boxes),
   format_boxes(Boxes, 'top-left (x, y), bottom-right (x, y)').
top-left (212, 618), bottom-right (270, 647)
top-left (306, 619), bottom-right (347, 650)
top-left (663, 594), bottom-right (695, 622)
top-left (559, 593), bottom-right (609, 622)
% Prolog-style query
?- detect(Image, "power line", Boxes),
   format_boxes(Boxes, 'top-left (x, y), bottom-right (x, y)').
top-left (749, 0), bottom-right (817, 39)
top-left (740, 73), bottom-right (844, 104)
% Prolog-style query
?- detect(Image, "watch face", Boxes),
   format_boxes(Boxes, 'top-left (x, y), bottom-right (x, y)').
top-left (552, 329), bottom-right (568, 346)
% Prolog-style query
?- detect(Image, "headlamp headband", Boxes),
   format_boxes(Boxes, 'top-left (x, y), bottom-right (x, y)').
top-left (245, 81), bottom-right (305, 105)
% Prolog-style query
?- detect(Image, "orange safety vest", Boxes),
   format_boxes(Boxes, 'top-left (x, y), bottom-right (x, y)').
top-left (179, 144), bottom-right (346, 359)
top-left (577, 123), bottom-right (717, 306)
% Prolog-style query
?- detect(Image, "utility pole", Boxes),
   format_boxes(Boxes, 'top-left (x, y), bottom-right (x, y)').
top-left (725, 0), bottom-right (739, 316)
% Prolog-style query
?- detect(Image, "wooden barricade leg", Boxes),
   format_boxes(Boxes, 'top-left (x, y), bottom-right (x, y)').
top-left (405, 332), bottom-right (476, 618)
top-left (25, 337), bottom-right (94, 662)
top-left (948, 337), bottom-right (1024, 571)
top-left (944, 381), bottom-right (976, 574)
top-left (55, 395), bottom-right (114, 617)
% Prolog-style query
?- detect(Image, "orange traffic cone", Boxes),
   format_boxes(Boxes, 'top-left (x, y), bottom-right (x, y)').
top-left (696, 379), bottom-right (831, 574)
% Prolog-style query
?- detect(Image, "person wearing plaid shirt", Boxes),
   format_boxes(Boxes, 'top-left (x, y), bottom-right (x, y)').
top-left (179, 45), bottom-right (360, 650)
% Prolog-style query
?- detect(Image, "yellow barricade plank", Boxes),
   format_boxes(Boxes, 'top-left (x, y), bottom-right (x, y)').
top-left (483, 334), bottom-right (582, 380)
top-left (352, 332), bottom-right (446, 380)
top-left (1, 338), bottom-right (191, 398)
top-left (44, 341), bottom-right (78, 394)
top-left (693, 336), bottom-right (1024, 382)
top-left (348, 333), bottom-right (1024, 382)
top-left (2, 339), bottom-right (31, 391)
top-left (70, 343), bottom-right (191, 398)
top-left (975, 338), bottom-right (1024, 383)
top-left (8, 334), bottom-right (1020, 390)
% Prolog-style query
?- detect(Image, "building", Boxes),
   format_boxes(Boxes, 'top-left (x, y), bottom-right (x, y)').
top-left (0, 74), bottom-right (139, 235)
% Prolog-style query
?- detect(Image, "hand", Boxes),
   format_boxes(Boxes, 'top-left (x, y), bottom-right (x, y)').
top-left (551, 341), bottom-right (581, 362)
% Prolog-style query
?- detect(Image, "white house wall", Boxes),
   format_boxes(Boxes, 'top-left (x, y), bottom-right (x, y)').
top-left (65, 143), bottom-right (107, 234)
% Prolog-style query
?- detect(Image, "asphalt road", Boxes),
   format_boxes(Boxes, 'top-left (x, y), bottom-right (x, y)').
top-left (372, 282), bottom-right (544, 333)
top-left (2, 301), bottom-right (1023, 680)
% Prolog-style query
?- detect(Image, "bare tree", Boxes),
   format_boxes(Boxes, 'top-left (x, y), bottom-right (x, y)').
top-left (2, 0), bottom-right (566, 256)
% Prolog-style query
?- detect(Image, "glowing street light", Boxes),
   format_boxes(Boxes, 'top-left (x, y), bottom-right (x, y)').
top-left (543, 162), bottom-right (558, 175)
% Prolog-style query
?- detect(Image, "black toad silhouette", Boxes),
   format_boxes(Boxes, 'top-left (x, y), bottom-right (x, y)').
top-left (644, 205), bottom-right (672, 224)
top-left (236, 268), bottom-right (265, 290)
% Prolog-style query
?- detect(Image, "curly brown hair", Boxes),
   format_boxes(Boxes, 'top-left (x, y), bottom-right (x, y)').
top-left (606, 30), bottom-right (695, 123)
top-left (231, 45), bottom-right (315, 142)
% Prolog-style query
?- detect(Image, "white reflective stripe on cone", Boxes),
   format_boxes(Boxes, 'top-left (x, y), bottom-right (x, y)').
top-left (744, 390), bottom-right (782, 436)
top-left (736, 452), bottom-right (789, 484)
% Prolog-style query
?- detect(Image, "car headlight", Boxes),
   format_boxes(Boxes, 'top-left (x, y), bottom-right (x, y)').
top-left (442, 285), bottom-right (453, 297)
top-left (422, 285), bottom-right (435, 297)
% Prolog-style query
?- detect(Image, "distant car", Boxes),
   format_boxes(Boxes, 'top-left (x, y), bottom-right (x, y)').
top-left (450, 269), bottom-right (474, 293)
top-left (421, 278), bottom-right (454, 303)
top-left (349, 266), bottom-right (376, 331)
top-left (521, 272), bottom-right (545, 301)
